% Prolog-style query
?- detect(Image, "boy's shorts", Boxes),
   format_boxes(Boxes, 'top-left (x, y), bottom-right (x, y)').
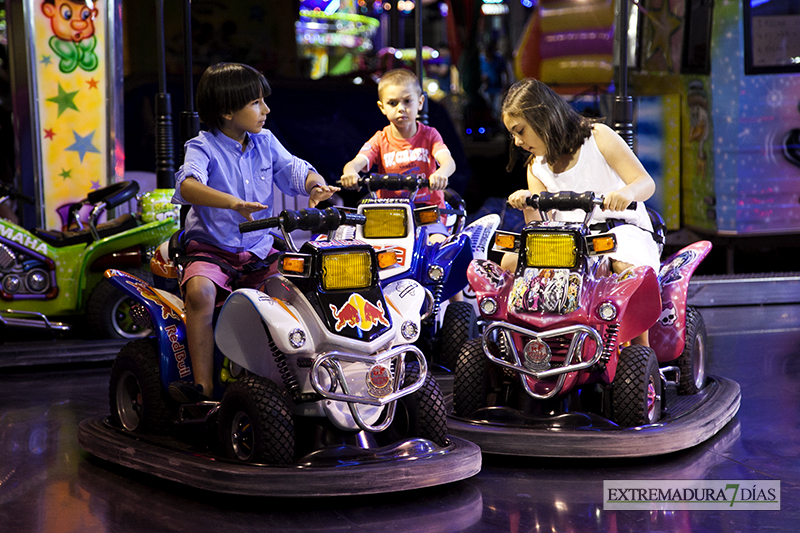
top-left (182, 241), bottom-right (273, 304)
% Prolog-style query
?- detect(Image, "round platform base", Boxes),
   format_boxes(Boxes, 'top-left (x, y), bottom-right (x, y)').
top-left (447, 375), bottom-right (741, 458)
top-left (78, 416), bottom-right (481, 497)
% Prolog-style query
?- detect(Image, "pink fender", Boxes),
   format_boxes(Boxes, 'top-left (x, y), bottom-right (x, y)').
top-left (591, 265), bottom-right (661, 345)
top-left (468, 259), bottom-right (513, 321)
top-left (650, 241), bottom-right (712, 363)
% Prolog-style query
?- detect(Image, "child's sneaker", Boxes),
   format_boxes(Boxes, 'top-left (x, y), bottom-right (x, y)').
top-left (168, 381), bottom-right (209, 404)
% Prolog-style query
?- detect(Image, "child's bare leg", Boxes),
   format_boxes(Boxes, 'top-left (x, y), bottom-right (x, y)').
top-left (500, 252), bottom-right (518, 272)
top-left (612, 259), bottom-right (650, 347)
top-left (184, 276), bottom-right (218, 396)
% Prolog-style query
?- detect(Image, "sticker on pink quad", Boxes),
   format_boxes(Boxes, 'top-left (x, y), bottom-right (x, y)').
top-left (510, 268), bottom-right (583, 314)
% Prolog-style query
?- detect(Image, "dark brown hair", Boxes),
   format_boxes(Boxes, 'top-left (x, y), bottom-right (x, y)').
top-left (501, 78), bottom-right (594, 171)
top-left (196, 63), bottom-right (271, 130)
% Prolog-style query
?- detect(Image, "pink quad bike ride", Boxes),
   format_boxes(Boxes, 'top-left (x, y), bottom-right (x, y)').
top-left (449, 191), bottom-right (740, 457)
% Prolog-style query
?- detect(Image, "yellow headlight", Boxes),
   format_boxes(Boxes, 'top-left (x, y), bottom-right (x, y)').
top-left (363, 208), bottom-right (408, 238)
top-left (321, 251), bottom-right (372, 290)
top-left (525, 233), bottom-right (577, 268)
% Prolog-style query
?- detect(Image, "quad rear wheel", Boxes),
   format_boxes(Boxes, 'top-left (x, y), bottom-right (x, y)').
top-left (109, 338), bottom-right (174, 434)
top-left (675, 306), bottom-right (707, 394)
top-left (440, 301), bottom-right (478, 371)
top-left (86, 268), bottom-right (154, 339)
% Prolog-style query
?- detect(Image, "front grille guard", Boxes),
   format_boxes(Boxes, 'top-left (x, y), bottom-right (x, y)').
top-left (482, 322), bottom-right (604, 400)
top-left (310, 344), bottom-right (427, 432)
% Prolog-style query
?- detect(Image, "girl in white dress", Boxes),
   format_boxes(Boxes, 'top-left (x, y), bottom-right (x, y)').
top-left (502, 78), bottom-right (660, 345)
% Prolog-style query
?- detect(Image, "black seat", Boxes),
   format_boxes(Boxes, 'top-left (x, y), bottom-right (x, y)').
top-left (34, 214), bottom-right (138, 247)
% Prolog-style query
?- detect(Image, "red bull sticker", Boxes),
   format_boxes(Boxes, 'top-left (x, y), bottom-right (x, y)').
top-left (366, 363), bottom-right (393, 398)
top-left (165, 324), bottom-right (191, 378)
top-left (329, 293), bottom-right (391, 332)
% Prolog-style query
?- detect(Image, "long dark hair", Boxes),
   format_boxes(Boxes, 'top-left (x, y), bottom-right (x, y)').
top-left (502, 78), bottom-right (594, 171)
top-left (196, 63), bottom-right (271, 130)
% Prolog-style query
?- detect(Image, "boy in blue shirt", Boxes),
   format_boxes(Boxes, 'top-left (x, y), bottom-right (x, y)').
top-left (169, 63), bottom-right (338, 403)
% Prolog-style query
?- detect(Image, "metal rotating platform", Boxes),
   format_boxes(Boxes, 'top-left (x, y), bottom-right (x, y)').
top-left (77, 416), bottom-right (481, 497)
top-left (446, 375), bottom-right (740, 458)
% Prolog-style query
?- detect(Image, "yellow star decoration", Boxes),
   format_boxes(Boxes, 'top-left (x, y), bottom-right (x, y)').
top-left (645, 0), bottom-right (683, 71)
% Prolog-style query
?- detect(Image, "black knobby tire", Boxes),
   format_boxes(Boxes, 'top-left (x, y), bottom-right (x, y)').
top-left (675, 306), bottom-right (707, 394)
top-left (612, 345), bottom-right (662, 427)
top-left (440, 302), bottom-right (479, 371)
top-left (453, 338), bottom-right (492, 417)
top-left (379, 362), bottom-right (448, 447)
top-left (109, 338), bottom-right (174, 434)
top-left (218, 375), bottom-right (295, 464)
top-left (86, 268), bottom-right (154, 339)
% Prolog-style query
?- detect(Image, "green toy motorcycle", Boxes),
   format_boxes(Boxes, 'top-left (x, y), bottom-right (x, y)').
top-left (0, 180), bottom-right (178, 338)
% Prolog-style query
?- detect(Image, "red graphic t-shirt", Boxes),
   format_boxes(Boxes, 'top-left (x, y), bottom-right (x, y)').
top-left (357, 123), bottom-right (450, 208)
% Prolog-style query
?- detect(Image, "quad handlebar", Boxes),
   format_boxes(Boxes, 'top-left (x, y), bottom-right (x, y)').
top-left (525, 191), bottom-right (637, 213)
top-left (339, 173), bottom-right (431, 193)
top-left (239, 207), bottom-right (366, 235)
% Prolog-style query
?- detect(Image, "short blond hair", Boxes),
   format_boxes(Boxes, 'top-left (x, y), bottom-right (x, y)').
top-left (378, 68), bottom-right (421, 100)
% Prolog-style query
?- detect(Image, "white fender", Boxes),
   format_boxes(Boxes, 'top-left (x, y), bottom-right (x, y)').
top-left (462, 214), bottom-right (501, 260)
top-left (214, 289), bottom-right (312, 380)
top-left (383, 278), bottom-right (426, 344)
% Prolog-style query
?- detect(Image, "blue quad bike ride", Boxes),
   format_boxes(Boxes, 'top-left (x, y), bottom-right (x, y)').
top-left (77, 206), bottom-right (481, 496)
top-left (448, 191), bottom-right (741, 458)
top-left (0, 180), bottom-right (178, 338)
top-left (334, 174), bottom-right (499, 371)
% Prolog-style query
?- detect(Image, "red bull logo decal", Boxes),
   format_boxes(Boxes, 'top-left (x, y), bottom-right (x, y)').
top-left (165, 324), bottom-right (191, 378)
top-left (329, 293), bottom-right (391, 332)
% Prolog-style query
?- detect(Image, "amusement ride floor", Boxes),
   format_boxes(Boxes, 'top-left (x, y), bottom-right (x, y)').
top-left (0, 300), bottom-right (797, 532)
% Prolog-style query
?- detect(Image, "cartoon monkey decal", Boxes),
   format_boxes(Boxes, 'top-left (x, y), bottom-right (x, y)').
top-left (41, 0), bottom-right (99, 73)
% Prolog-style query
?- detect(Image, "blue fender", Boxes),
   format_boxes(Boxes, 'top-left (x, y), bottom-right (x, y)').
top-left (430, 233), bottom-right (473, 301)
top-left (104, 269), bottom-right (191, 387)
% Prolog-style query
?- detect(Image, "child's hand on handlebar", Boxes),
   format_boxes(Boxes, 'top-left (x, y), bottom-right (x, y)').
top-left (603, 189), bottom-right (635, 211)
top-left (308, 184), bottom-right (341, 208)
top-left (428, 172), bottom-right (449, 190)
top-left (340, 173), bottom-right (361, 190)
top-left (507, 189), bottom-right (532, 210)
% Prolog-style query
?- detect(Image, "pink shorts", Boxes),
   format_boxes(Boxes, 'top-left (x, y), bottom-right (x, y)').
top-left (182, 241), bottom-right (273, 304)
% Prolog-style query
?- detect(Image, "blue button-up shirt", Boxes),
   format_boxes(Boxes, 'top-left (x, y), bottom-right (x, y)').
top-left (172, 129), bottom-right (314, 258)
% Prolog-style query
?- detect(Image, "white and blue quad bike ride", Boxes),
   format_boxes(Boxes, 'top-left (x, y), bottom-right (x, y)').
top-left (77, 206), bottom-right (480, 496)
top-left (448, 191), bottom-right (741, 458)
top-left (334, 173), bottom-right (499, 371)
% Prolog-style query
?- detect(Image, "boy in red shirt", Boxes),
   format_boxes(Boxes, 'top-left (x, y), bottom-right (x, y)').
top-left (340, 68), bottom-right (456, 236)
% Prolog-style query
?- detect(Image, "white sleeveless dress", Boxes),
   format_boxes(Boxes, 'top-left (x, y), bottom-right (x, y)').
top-left (529, 132), bottom-right (661, 272)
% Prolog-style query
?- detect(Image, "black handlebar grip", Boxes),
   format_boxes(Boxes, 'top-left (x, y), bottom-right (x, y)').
top-left (239, 216), bottom-right (280, 234)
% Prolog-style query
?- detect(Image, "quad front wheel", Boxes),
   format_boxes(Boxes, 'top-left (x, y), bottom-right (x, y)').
top-left (613, 345), bottom-right (662, 427)
top-left (109, 338), bottom-right (174, 434)
top-left (218, 375), bottom-right (295, 464)
top-left (377, 362), bottom-right (448, 447)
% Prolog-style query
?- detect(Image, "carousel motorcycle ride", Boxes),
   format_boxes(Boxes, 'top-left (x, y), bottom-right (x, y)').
top-left (449, 191), bottom-right (740, 457)
top-left (0, 180), bottom-right (178, 338)
top-left (78, 206), bottom-right (480, 496)
top-left (334, 173), bottom-right (500, 371)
